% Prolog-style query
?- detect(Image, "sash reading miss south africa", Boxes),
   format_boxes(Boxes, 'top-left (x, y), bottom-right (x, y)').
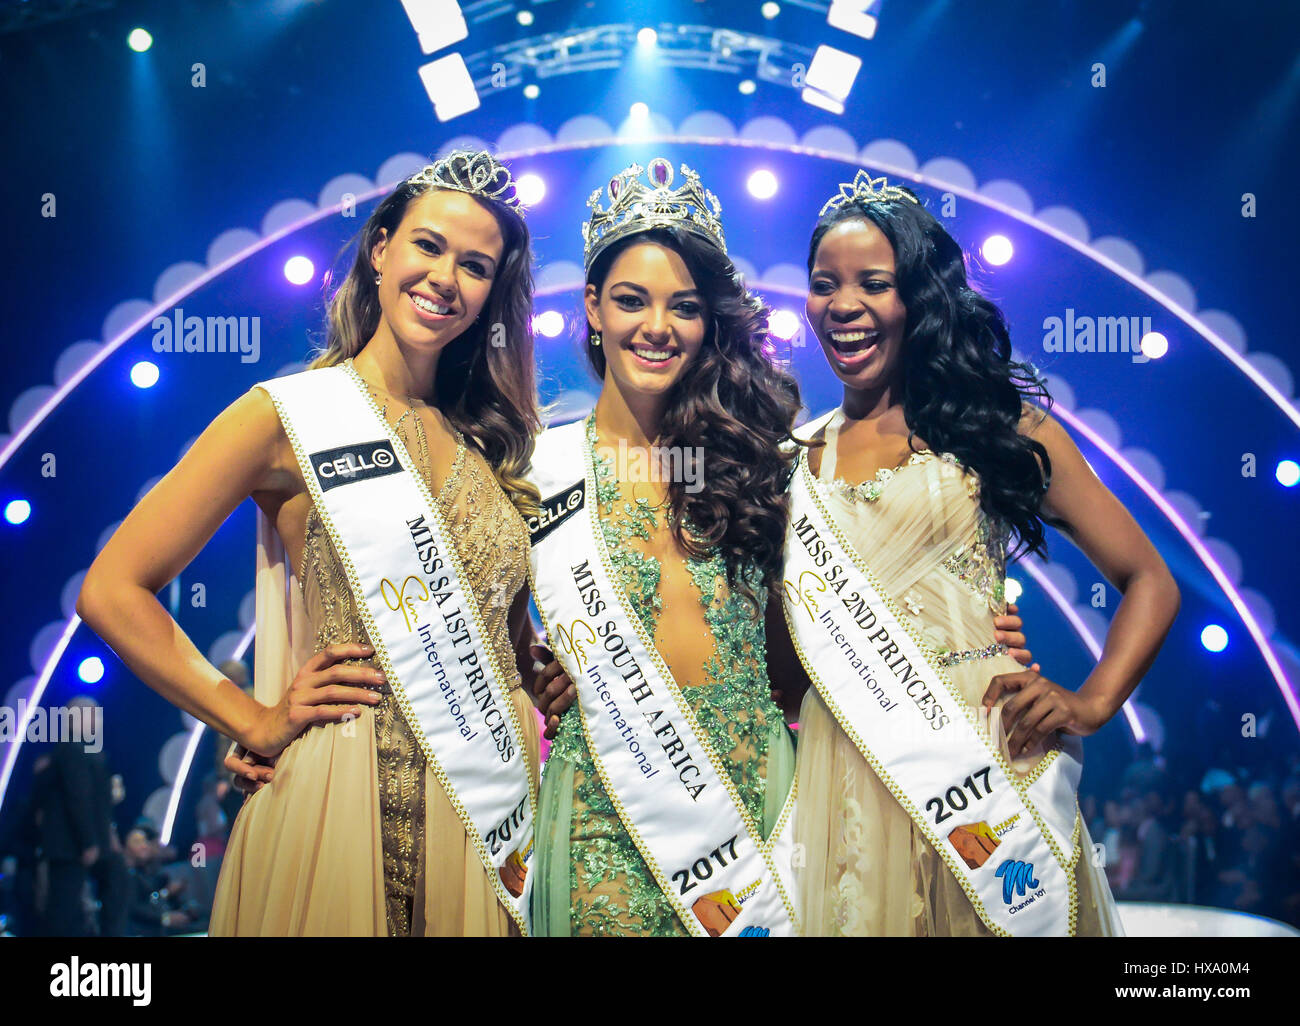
top-left (782, 432), bottom-right (1081, 936)
top-left (260, 364), bottom-right (536, 932)
top-left (526, 420), bottom-right (799, 937)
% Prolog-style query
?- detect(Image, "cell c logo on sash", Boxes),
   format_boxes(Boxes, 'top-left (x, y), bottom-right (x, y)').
top-left (528, 481), bottom-right (585, 544)
top-left (995, 859), bottom-right (1039, 905)
top-left (310, 439), bottom-right (401, 492)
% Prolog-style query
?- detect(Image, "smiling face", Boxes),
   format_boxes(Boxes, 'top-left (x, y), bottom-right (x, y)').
top-left (370, 187), bottom-right (505, 354)
top-left (806, 216), bottom-right (909, 394)
top-left (585, 240), bottom-right (709, 400)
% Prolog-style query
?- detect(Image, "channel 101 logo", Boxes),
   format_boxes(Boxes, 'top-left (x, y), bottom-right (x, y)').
top-left (994, 859), bottom-right (1039, 905)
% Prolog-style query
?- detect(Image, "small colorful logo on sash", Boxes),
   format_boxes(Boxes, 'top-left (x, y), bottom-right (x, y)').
top-left (500, 843), bottom-right (530, 898)
top-left (692, 890), bottom-right (742, 937)
top-left (948, 821), bottom-right (1001, 869)
top-left (309, 439), bottom-right (400, 492)
top-left (995, 859), bottom-right (1040, 905)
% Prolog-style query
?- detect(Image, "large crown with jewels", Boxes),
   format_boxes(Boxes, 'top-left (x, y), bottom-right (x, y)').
top-left (582, 157), bottom-right (726, 271)
top-left (818, 169), bottom-right (919, 217)
top-left (411, 148), bottom-right (526, 212)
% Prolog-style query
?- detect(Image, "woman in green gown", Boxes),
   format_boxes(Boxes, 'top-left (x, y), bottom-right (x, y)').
top-left (528, 159), bottom-right (803, 935)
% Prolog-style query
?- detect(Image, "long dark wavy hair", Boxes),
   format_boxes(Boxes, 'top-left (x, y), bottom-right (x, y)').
top-left (585, 226), bottom-right (803, 607)
top-left (807, 187), bottom-right (1056, 557)
top-left (313, 154), bottom-right (540, 516)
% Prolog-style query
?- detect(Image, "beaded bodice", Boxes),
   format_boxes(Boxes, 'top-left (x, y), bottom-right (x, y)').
top-left (297, 384), bottom-right (529, 935)
top-left (546, 414), bottom-right (784, 935)
top-left (812, 409), bottom-right (1010, 667)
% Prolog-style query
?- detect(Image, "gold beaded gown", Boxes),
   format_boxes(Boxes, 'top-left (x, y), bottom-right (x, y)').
top-left (793, 410), bottom-right (1124, 936)
top-left (209, 385), bottom-right (541, 936)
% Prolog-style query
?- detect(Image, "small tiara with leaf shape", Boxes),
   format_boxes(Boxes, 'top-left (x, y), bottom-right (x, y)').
top-left (818, 170), bottom-right (919, 217)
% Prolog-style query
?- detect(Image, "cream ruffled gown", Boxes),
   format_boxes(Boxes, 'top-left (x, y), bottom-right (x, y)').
top-left (793, 410), bottom-right (1124, 936)
top-left (209, 386), bottom-right (540, 936)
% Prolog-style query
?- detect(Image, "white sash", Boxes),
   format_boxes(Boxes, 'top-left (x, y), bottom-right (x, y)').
top-left (526, 420), bottom-right (799, 937)
top-left (783, 444), bottom-right (1081, 936)
top-left (260, 363), bottom-right (536, 932)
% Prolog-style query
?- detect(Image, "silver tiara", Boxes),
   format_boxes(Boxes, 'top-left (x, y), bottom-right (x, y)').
top-left (818, 170), bottom-right (919, 217)
top-left (582, 157), bottom-right (725, 271)
top-left (410, 149), bottom-right (525, 212)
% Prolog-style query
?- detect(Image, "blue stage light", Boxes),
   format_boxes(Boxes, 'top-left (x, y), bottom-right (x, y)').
top-left (130, 361), bottom-right (159, 388)
top-left (981, 235), bottom-right (1014, 266)
top-left (1276, 460), bottom-right (1300, 487)
top-left (128, 28), bottom-right (153, 52)
top-left (4, 499), bottom-right (31, 525)
top-left (516, 173), bottom-right (546, 206)
top-left (78, 657), bottom-right (105, 684)
top-left (533, 311), bottom-right (565, 338)
top-left (284, 255), bottom-right (315, 285)
top-left (769, 310), bottom-right (801, 341)
top-left (1140, 331), bottom-right (1169, 359)
top-left (1201, 624), bottom-right (1228, 653)
top-left (747, 169), bottom-right (778, 199)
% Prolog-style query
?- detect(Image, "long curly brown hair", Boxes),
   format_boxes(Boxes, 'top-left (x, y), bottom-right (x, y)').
top-left (312, 155), bottom-right (540, 517)
top-left (585, 226), bottom-right (804, 608)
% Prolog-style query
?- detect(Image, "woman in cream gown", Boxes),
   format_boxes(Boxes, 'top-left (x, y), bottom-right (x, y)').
top-left (790, 171), bottom-right (1179, 936)
top-left (795, 409), bottom-right (1123, 936)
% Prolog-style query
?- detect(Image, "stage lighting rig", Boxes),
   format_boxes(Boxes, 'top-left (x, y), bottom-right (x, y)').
top-left (401, 2), bottom-right (887, 121)
top-left (401, 0), bottom-right (470, 54)
top-left (459, 23), bottom-right (816, 99)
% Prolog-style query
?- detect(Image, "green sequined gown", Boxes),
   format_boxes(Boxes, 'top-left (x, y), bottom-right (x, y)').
top-left (532, 416), bottom-right (796, 936)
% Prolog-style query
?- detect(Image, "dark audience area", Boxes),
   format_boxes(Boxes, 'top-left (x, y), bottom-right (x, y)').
top-left (1083, 744), bottom-right (1300, 927)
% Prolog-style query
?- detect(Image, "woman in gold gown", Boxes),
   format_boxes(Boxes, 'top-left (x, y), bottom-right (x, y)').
top-left (78, 151), bottom-right (547, 935)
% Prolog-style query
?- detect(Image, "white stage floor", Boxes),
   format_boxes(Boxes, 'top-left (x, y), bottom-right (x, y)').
top-left (1116, 902), bottom-right (1299, 937)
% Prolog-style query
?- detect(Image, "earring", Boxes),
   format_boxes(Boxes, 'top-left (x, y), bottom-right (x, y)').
top-left (375, 272), bottom-right (382, 285)
top-left (590, 331), bottom-right (602, 348)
